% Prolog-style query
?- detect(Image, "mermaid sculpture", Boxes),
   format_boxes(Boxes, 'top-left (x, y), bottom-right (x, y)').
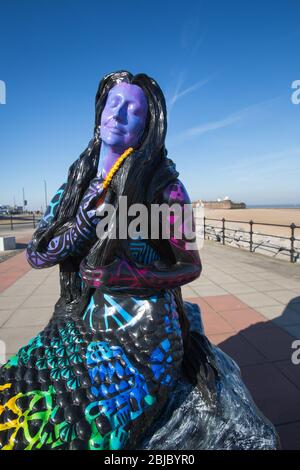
top-left (0, 71), bottom-right (278, 450)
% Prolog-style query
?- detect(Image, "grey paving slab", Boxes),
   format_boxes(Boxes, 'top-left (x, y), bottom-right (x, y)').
top-left (235, 266), bottom-right (272, 274)
top-left (22, 269), bottom-right (50, 278)
top-left (272, 278), bottom-right (300, 290)
top-left (0, 310), bottom-right (14, 328)
top-left (234, 292), bottom-right (283, 309)
top-left (221, 282), bottom-right (257, 295)
top-left (43, 269), bottom-right (59, 277)
top-left (255, 272), bottom-right (292, 282)
top-left (190, 285), bottom-right (228, 297)
top-left (246, 280), bottom-right (287, 293)
top-left (34, 285), bottom-right (60, 296)
top-left (0, 296), bottom-right (29, 311)
top-left (181, 285), bottom-right (196, 299)
top-left (231, 272), bottom-right (263, 282)
top-left (204, 273), bottom-right (239, 284)
top-left (28, 266), bottom-right (56, 275)
top-left (44, 280), bottom-right (60, 288)
top-left (0, 283), bottom-right (38, 297)
top-left (201, 267), bottom-right (220, 275)
top-left (21, 295), bottom-right (57, 309)
top-left (4, 306), bottom-right (53, 327)
top-left (267, 290), bottom-right (300, 304)
top-left (254, 304), bottom-right (288, 320)
top-left (16, 274), bottom-right (48, 285)
top-left (43, 274), bottom-right (60, 282)
top-left (188, 277), bottom-right (216, 287)
top-left (218, 267), bottom-right (253, 275)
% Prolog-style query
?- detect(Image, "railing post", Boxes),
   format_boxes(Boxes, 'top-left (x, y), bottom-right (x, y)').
top-left (290, 223), bottom-right (296, 263)
top-left (222, 218), bottom-right (225, 245)
top-left (249, 220), bottom-right (253, 253)
top-left (10, 214), bottom-right (13, 231)
top-left (33, 213), bottom-right (36, 229)
top-left (203, 216), bottom-right (206, 240)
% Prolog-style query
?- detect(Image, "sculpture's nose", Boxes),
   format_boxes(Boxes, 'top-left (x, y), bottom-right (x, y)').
top-left (113, 102), bottom-right (127, 123)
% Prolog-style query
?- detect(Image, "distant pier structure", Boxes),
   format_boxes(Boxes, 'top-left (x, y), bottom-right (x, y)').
top-left (193, 197), bottom-right (246, 209)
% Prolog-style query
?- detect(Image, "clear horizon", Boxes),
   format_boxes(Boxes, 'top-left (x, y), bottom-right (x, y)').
top-left (0, 0), bottom-right (299, 210)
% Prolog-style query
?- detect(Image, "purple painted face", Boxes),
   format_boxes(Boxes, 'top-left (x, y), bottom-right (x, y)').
top-left (100, 83), bottom-right (148, 150)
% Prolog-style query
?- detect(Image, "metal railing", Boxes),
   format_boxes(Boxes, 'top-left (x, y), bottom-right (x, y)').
top-left (0, 214), bottom-right (41, 231)
top-left (201, 216), bottom-right (300, 263)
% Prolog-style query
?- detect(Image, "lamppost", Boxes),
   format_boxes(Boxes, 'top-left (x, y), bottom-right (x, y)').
top-left (22, 187), bottom-right (27, 212)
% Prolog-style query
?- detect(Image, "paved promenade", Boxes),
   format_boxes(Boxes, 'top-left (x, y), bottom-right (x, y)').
top-left (0, 239), bottom-right (299, 449)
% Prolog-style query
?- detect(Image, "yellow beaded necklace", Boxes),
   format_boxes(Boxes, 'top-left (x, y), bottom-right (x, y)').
top-left (102, 146), bottom-right (134, 190)
top-left (95, 147), bottom-right (134, 208)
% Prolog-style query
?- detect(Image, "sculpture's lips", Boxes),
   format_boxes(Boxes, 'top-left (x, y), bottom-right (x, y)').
top-left (106, 125), bottom-right (126, 135)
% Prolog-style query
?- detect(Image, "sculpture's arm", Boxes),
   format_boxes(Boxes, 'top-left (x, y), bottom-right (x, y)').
top-left (80, 179), bottom-right (202, 289)
top-left (26, 178), bottom-right (102, 269)
top-left (37, 183), bottom-right (66, 229)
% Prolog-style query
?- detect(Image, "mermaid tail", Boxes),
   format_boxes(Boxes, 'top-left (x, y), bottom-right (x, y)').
top-left (0, 292), bottom-right (183, 450)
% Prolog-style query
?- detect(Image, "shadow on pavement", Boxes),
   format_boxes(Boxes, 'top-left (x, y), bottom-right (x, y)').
top-left (218, 296), bottom-right (300, 450)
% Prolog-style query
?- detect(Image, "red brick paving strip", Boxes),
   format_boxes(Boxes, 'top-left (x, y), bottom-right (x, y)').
top-left (0, 252), bottom-right (31, 293)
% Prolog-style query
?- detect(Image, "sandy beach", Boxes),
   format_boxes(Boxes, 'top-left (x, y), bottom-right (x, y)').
top-left (200, 208), bottom-right (300, 238)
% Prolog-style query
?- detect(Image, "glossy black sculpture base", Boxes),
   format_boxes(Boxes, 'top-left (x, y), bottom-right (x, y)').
top-left (139, 302), bottom-right (279, 450)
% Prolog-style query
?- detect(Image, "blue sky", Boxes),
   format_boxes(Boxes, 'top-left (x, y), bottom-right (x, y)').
top-left (0, 0), bottom-right (299, 210)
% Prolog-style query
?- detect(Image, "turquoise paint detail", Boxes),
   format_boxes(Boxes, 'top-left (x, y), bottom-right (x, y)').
top-left (103, 294), bottom-right (133, 324)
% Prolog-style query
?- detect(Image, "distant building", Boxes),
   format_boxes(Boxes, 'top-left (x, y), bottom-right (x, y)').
top-left (193, 199), bottom-right (246, 209)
